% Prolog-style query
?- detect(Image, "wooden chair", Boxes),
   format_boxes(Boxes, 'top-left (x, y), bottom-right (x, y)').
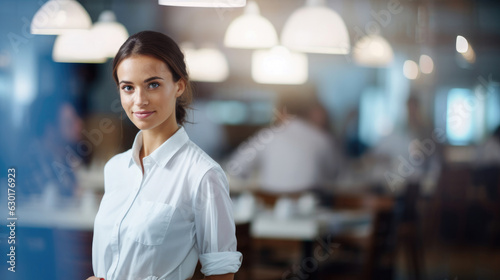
top-left (318, 193), bottom-right (396, 280)
top-left (397, 182), bottom-right (425, 280)
top-left (429, 164), bottom-right (472, 244)
top-left (251, 190), bottom-right (313, 280)
top-left (470, 165), bottom-right (500, 246)
top-left (235, 222), bottom-right (252, 280)
top-left (253, 190), bottom-right (304, 208)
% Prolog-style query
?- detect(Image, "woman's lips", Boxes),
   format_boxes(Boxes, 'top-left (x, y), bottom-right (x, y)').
top-left (134, 111), bottom-right (154, 119)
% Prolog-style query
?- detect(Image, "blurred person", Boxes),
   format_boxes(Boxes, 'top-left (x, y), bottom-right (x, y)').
top-left (364, 94), bottom-right (441, 192)
top-left (88, 31), bottom-right (241, 280)
top-left (341, 108), bottom-right (369, 158)
top-left (226, 88), bottom-right (340, 194)
top-left (370, 95), bottom-right (428, 162)
top-left (24, 95), bottom-right (84, 200)
top-left (361, 94), bottom-right (442, 280)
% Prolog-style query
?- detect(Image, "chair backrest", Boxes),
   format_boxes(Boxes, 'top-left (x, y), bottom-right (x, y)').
top-left (329, 193), bottom-right (397, 280)
top-left (332, 193), bottom-right (394, 213)
top-left (436, 164), bottom-right (473, 203)
top-left (472, 165), bottom-right (500, 199)
top-left (253, 190), bottom-right (304, 208)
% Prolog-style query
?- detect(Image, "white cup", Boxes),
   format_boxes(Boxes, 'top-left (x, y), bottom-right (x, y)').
top-left (235, 191), bottom-right (256, 221)
top-left (274, 197), bottom-right (295, 220)
top-left (297, 193), bottom-right (317, 216)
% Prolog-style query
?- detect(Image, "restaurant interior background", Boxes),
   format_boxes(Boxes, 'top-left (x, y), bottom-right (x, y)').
top-left (1, 0), bottom-right (500, 279)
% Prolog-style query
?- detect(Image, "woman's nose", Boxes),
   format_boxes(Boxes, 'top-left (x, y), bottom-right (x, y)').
top-left (134, 88), bottom-right (149, 106)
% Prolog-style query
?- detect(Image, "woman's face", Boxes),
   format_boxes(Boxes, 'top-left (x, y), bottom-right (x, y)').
top-left (117, 55), bottom-right (185, 133)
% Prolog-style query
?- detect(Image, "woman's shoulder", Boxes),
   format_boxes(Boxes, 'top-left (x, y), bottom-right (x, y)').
top-left (182, 140), bottom-right (221, 169)
top-left (180, 140), bottom-right (226, 183)
top-left (104, 149), bottom-right (133, 173)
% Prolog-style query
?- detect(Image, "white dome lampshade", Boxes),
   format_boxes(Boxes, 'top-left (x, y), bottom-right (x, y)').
top-left (159, 0), bottom-right (246, 8)
top-left (53, 30), bottom-right (107, 63)
top-left (252, 45), bottom-right (308, 85)
top-left (182, 43), bottom-right (229, 82)
top-left (92, 11), bottom-right (129, 58)
top-left (31, 0), bottom-right (92, 35)
top-left (224, 1), bottom-right (278, 49)
top-left (281, 0), bottom-right (350, 54)
top-left (353, 35), bottom-right (394, 67)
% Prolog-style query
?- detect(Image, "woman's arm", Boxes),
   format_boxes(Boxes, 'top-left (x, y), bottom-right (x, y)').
top-left (193, 168), bottom-right (242, 278)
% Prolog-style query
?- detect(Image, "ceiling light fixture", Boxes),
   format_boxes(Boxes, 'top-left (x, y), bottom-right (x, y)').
top-left (31, 0), bottom-right (92, 35)
top-left (281, 0), bottom-right (350, 54)
top-left (403, 60), bottom-right (419, 80)
top-left (182, 43), bottom-right (229, 82)
top-left (419, 54), bottom-right (434, 74)
top-left (159, 0), bottom-right (246, 8)
top-left (91, 11), bottom-right (129, 58)
top-left (456, 35), bottom-right (469, 54)
top-left (252, 46), bottom-right (308, 84)
top-left (224, 1), bottom-right (278, 49)
top-left (353, 35), bottom-right (394, 67)
top-left (52, 30), bottom-right (107, 63)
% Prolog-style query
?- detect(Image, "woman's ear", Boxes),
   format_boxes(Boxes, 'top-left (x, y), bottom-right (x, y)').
top-left (175, 79), bottom-right (186, 98)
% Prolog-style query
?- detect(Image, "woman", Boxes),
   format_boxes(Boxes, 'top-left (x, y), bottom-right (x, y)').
top-left (87, 31), bottom-right (242, 280)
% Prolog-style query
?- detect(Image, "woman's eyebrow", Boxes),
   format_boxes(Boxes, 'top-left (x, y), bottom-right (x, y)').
top-left (144, 76), bottom-right (164, 83)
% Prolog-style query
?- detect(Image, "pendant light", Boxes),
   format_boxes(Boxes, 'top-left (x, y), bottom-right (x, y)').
top-left (159, 0), bottom-right (246, 8)
top-left (91, 11), bottom-right (129, 58)
top-left (456, 35), bottom-right (469, 54)
top-left (224, 1), bottom-right (278, 49)
top-left (353, 35), bottom-right (394, 67)
top-left (31, 0), bottom-right (92, 35)
top-left (182, 43), bottom-right (229, 82)
top-left (252, 46), bottom-right (308, 85)
top-left (281, 0), bottom-right (350, 54)
top-left (53, 30), bottom-right (107, 63)
top-left (456, 35), bottom-right (476, 64)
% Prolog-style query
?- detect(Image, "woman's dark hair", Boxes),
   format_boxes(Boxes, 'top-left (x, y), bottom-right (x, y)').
top-left (112, 30), bottom-right (192, 125)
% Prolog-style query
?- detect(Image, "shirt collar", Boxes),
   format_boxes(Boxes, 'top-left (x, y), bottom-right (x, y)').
top-left (129, 127), bottom-right (190, 169)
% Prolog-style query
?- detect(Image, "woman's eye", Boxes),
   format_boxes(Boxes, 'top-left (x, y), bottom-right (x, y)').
top-left (122, 85), bottom-right (133, 92)
top-left (148, 82), bottom-right (160, 89)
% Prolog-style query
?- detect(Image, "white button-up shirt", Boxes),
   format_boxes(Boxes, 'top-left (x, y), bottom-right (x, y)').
top-left (227, 118), bottom-right (339, 193)
top-left (92, 127), bottom-right (242, 280)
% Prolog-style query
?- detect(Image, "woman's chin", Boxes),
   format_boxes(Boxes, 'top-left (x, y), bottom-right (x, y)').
top-left (131, 121), bottom-right (155, 131)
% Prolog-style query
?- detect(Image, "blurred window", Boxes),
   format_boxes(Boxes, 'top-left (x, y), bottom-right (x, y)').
top-left (206, 100), bottom-right (273, 125)
top-left (486, 83), bottom-right (500, 133)
top-left (359, 87), bottom-right (393, 146)
top-left (445, 88), bottom-right (484, 145)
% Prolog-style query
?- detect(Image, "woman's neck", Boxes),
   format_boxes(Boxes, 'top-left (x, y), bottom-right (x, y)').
top-left (140, 125), bottom-right (180, 159)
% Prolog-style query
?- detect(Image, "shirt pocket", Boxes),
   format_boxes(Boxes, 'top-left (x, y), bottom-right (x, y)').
top-left (129, 200), bottom-right (175, 246)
